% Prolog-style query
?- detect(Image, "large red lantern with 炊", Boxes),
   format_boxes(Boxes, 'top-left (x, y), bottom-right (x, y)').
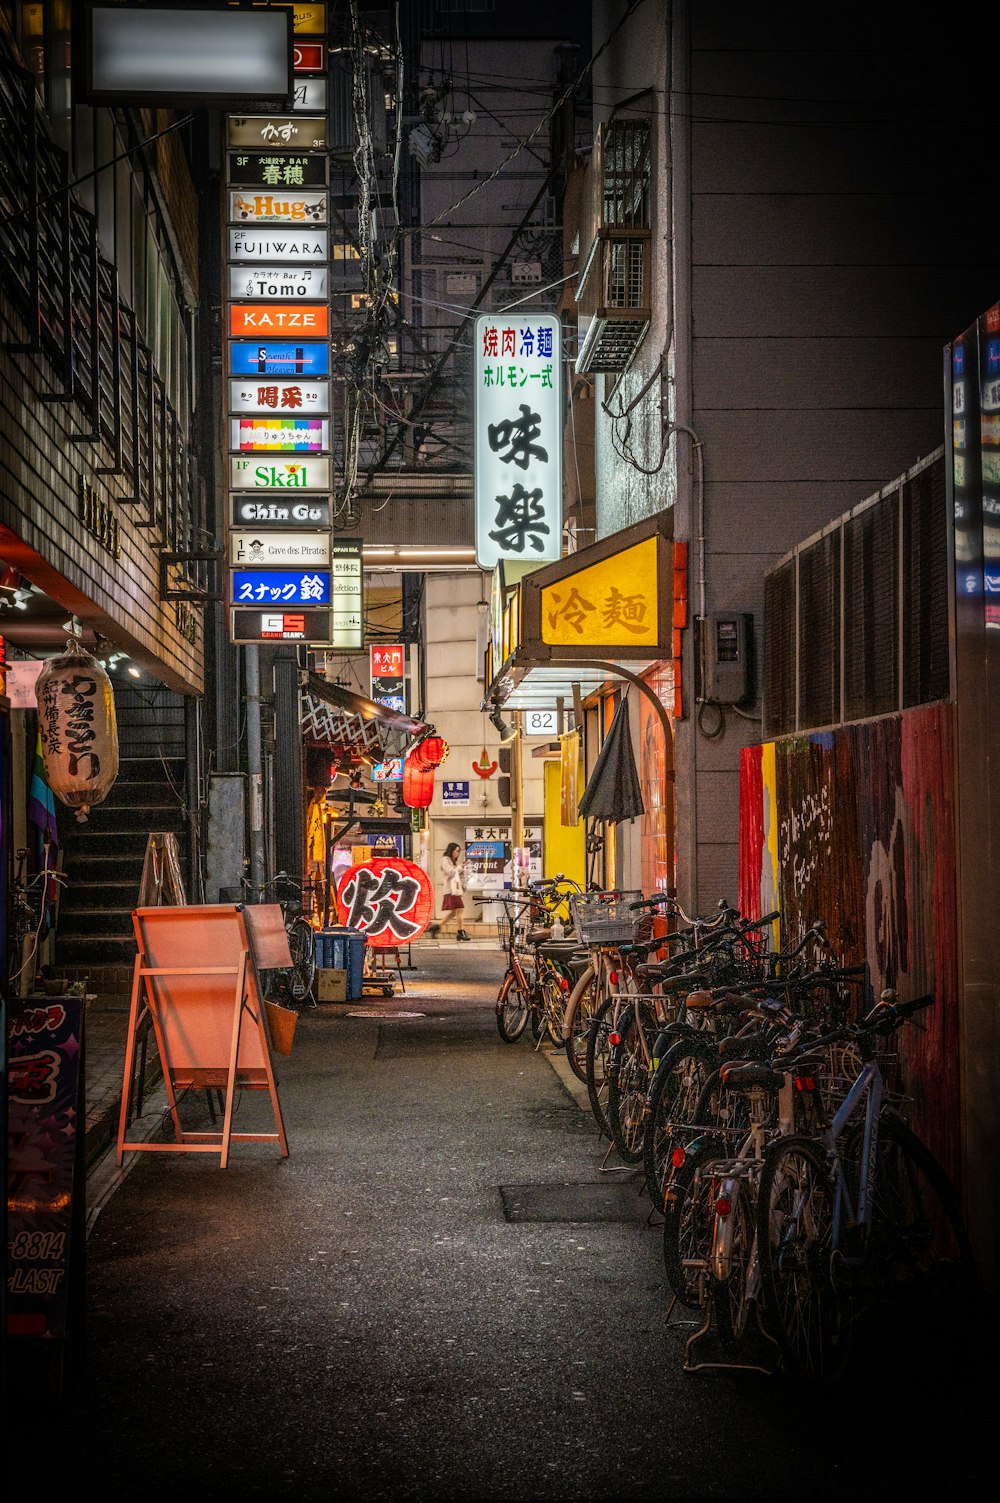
top-left (336, 857), bottom-right (434, 946)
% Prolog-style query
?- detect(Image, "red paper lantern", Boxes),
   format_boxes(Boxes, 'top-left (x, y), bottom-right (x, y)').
top-left (410, 735), bottom-right (449, 770)
top-left (402, 756), bottom-right (434, 808)
top-left (336, 858), bottom-right (434, 946)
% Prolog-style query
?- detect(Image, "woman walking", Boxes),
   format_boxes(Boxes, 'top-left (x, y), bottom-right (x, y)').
top-left (428, 842), bottom-right (471, 941)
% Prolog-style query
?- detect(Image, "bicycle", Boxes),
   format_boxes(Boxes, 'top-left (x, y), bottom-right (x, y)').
top-left (755, 991), bottom-right (977, 1382)
top-left (244, 871), bottom-right (317, 1010)
top-left (494, 882), bottom-right (582, 1048)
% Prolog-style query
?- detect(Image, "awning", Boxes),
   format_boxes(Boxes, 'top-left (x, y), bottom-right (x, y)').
top-left (302, 673), bottom-right (429, 761)
top-left (482, 510), bottom-right (675, 715)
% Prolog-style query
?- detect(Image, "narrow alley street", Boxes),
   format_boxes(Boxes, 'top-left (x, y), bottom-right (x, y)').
top-left (8, 948), bottom-right (990, 1501)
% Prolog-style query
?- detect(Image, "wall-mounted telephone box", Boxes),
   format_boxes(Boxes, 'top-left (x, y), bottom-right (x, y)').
top-left (698, 613), bottom-right (754, 705)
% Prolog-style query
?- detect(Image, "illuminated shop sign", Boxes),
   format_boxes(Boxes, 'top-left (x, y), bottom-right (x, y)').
top-left (232, 569), bottom-right (332, 606)
top-left (229, 378), bottom-right (329, 414)
top-left (229, 303), bottom-right (328, 336)
top-left (331, 539), bottom-right (363, 648)
top-left (231, 494), bottom-right (331, 526)
top-left (230, 341), bottom-right (329, 376)
top-left (229, 264), bottom-right (329, 300)
top-left (294, 41), bottom-right (325, 70)
top-left (292, 78), bottom-right (326, 112)
top-left (227, 116), bottom-right (327, 151)
top-left (228, 152), bottom-right (327, 187)
top-left (229, 227), bottom-right (329, 261)
top-left (231, 608), bottom-right (333, 644)
top-left (230, 455), bottom-right (331, 490)
top-left (229, 189), bottom-right (327, 224)
top-left (230, 417), bottom-right (330, 451)
top-left (474, 312), bottom-right (561, 570)
top-left (231, 532), bottom-right (331, 566)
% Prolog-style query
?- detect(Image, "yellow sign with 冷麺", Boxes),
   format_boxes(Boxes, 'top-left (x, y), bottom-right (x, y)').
top-left (541, 536), bottom-right (659, 647)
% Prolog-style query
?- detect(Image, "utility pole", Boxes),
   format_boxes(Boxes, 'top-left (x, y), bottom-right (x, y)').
top-left (244, 645), bottom-right (266, 901)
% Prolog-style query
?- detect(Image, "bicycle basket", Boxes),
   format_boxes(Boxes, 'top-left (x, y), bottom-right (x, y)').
top-left (569, 890), bottom-right (643, 944)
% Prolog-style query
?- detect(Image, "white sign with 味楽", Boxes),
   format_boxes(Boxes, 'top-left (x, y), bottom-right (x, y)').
top-left (474, 313), bottom-right (561, 570)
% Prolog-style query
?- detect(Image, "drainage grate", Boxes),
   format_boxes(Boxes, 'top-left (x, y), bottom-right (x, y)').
top-left (499, 1182), bottom-right (648, 1224)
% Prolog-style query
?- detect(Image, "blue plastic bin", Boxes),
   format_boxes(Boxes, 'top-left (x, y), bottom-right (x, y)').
top-left (315, 926), bottom-right (366, 998)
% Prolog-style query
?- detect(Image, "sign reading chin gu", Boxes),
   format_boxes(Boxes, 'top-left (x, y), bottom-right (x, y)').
top-left (474, 313), bottom-right (562, 571)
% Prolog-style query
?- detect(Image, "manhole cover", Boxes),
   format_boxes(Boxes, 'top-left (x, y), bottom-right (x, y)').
top-left (347, 1009), bottom-right (425, 1019)
top-left (499, 1182), bottom-right (647, 1223)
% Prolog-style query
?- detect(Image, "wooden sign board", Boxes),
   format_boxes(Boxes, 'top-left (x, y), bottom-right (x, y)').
top-left (116, 904), bottom-right (293, 1167)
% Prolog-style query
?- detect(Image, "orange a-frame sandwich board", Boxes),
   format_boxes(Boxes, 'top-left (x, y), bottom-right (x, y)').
top-left (116, 904), bottom-right (291, 1168)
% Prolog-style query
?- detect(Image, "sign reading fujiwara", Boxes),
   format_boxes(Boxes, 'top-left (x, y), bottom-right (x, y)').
top-left (231, 608), bottom-right (333, 643)
top-left (230, 417), bottom-right (329, 451)
top-left (230, 455), bottom-right (330, 490)
top-left (231, 494), bottom-right (331, 526)
top-left (231, 532), bottom-right (331, 566)
top-left (227, 116), bottom-right (327, 151)
top-left (229, 378), bottom-right (328, 415)
top-left (229, 189), bottom-right (327, 224)
top-left (229, 227), bottom-right (329, 261)
top-left (230, 341), bottom-right (329, 377)
top-left (229, 304), bottom-right (328, 336)
top-left (230, 264), bottom-right (329, 300)
top-left (228, 151), bottom-right (327, 187)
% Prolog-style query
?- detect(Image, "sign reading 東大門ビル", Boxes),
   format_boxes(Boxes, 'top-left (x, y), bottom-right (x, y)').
top-left (474, 313), bottom-right (561, 570)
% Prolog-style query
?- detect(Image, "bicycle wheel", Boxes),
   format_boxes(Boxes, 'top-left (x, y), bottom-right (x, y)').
top-left (496, 968), bottom-right (531, 1042)
top-left (756, 1135), bottom-right (850, 1383)
top-left (711, 1177), bottom-right (756, 1355)
top-left (564, 967), bottom-right (600, 1082)
top-left (540, 974), bottom-right (568, 1048)
top-left (586, 994), bottom-right (618, 1138)
top-left (662, 1136), bottom-right (722, 1308)
top-left (860, 1111), bottom-right (978, 1353)
top-left (642, 1041), bottom-right (716, 1206)
top-left (286, 918), bottom-right (316, 1005)
top-left (607, 1002), bottom-right (658, 1163)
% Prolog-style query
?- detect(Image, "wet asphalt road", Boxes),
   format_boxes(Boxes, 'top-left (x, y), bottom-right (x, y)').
top-left (8, 948), bottom-right (991, 1500)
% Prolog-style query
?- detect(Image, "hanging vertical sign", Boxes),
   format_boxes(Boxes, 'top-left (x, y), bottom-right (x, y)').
top-left (474, 313), bottom-right (562, 570)
top-left (331, 538), bottom-right (364, 648)
top-left (370, 643), bottom-right (405, 711)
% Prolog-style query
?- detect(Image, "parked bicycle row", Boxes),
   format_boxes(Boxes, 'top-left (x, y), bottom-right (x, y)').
top-left (492, 880), bottom-right (978, 1382)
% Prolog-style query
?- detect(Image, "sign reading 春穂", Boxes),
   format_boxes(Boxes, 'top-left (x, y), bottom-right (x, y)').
top-left (474, 313), bottom-right (561, 570)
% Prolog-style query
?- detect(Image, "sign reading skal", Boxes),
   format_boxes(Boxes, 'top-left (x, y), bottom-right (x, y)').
top-left (229, 264), bottom-right (329, 300)
top-left (230, 189), bottom-right (327, 224)
top-left (230, 417), bottom-right (329, 451)
top-left (474, 312), bottom-right (561, 570)
top-left (228, 151), bottom-right (327, 187)
top-left (229, 378), bottom-right (329, 414)
top-left (229, 227), bottom-right (329, 261)
top-left (230, 455), bottom-right (330, 489)
top-left (227, 116), bottom-right (327, 151)
top-left (230, 341), bottom-right (329, 377)
top-left (231, 608), bottom-right (332, 643)
top-left (229, 304), bottom-right (328, 336)
top-left (232, 568), bottom-right (331, 605)
top-left (231, 532), bottom-right (331, 566)
top-left (231, 493), bottom-right (331, 526)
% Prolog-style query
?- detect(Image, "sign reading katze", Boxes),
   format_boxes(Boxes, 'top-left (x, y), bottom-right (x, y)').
top-left (229, 304), bottom-right (328, 336)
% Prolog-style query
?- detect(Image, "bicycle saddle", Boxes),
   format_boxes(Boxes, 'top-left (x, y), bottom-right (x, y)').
top-left (719, 1061), bottom-right (783, 1093)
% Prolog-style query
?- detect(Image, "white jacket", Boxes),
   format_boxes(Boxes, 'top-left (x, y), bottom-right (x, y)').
top-left (441, 855), bottom-right (465, 896)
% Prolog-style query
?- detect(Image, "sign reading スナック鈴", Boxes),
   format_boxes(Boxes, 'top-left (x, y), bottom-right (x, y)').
top-left (474, 313), bottom-right (561, 570)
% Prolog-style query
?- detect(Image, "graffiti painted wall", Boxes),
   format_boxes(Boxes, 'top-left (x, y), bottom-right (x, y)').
top-left (739, 702), bottom-right (959, 1178)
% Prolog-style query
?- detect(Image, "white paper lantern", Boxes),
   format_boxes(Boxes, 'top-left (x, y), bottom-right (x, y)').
top-left (35, 638), bottom-right (119, 821)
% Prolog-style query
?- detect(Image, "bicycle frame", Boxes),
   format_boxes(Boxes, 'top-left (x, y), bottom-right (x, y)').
top-left (825, 1056), bottom-right (885, 1248)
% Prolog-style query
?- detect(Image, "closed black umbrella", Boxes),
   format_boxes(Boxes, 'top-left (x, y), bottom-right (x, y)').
top-left (578, 693), bottom-right (645, 823)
